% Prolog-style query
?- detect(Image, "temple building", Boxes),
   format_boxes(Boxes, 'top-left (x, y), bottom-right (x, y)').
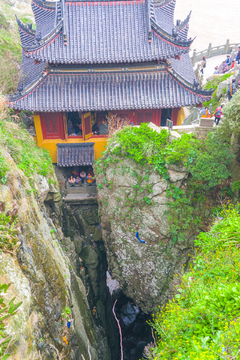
top-left (8, 0), bottom-right (213, 166)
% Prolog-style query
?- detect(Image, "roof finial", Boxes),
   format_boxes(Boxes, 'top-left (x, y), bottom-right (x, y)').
top-left (36, 32), bottom-right (42, 42)
top-left (61, 0), bottom-right (67, 44)
top-left (146, 0), bottom-right (152, 41)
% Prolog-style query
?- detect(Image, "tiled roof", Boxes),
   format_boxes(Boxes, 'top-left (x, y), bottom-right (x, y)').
top-left (169, 53), bottom-right (196, 85)
top-left (15, 17), bottom-right (36, 47)
top-left (9, 66), bottom-right (213, 112)
top-left (21, 0), bottom-right (192, 64)
top-left (32, 0), bottom-right (57, 38)
top-left (153, 0), bottom-right (176, 35)
top-left (175, 11), bottom-right (191, 41)
top-left (57, 143), bottom-right (95, 166)
top-left (17, 53), bottom-right (47, 92)
top-left (9, 0), bottom-right (213, 112)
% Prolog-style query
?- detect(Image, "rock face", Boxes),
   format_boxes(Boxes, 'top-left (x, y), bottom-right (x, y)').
top-left (94, 149), bottom-right (194, 313)
top-left (0, 149), bottom-right (112, 359)
top-left (61, 201), bottom-right (119, 359)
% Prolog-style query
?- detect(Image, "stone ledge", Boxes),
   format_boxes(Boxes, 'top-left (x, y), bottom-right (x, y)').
top-left (63, 195), bottom-right (98, 205)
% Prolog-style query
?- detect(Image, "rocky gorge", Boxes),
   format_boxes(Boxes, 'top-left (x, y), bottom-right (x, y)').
top-left (0, 120), bottom-right (156, 360)
top-left (0, 118), bottom-right (237, 360)
top-left (0, 121), bottom-right (120, 359)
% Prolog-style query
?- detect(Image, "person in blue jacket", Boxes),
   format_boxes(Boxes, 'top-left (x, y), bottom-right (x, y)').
top-left (236, 46), bottom-right (240, 64)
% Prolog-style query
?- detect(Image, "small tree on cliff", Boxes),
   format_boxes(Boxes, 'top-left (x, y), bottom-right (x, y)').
top-left (217, 90), bottom-right (240, 147)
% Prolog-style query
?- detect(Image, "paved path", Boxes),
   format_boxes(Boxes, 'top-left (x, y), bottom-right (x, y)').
top-left (195, 55), bottom-right (229, 84)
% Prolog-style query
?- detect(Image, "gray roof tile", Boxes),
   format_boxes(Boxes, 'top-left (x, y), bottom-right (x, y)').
top-left (170, 53), bottom-right (197, 84)
top-left (17, 53), bottom-right (47, 92)
top-left (153, 0), bottom-right (176, 35)
top-left (9, 69), bottom-right (212, 111)
top-left (57, 143), bottom-right (95, 166)
top-left (32, 0), bottom-right (56, 38)
top-left (22, 0), bottom-right (191, 64)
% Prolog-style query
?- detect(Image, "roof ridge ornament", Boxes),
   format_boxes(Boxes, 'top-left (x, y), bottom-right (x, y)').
top-left (146, 0), bottom-right (152, 41)
top-left (151, 18), bottom-right (194, 47)
top-left (22, 20), bottom-right (63, 52)
top-left (176, 10), bottom-right (192, 32)
top-left (150, 1), bottom-right (193, 47)
top-left (61, 0), bottom-right (67, 44)
top-left (15, 15), bottom-right (36, 36)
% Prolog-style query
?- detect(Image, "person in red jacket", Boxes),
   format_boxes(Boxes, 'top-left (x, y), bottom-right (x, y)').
top-left (213, 104), bottom-right (224, 126)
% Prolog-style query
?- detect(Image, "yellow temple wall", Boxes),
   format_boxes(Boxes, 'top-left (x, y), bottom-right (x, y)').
top-left (177, 107), bottom-right (185, 125)
top-left (34, 114), bottom-right (107, 163)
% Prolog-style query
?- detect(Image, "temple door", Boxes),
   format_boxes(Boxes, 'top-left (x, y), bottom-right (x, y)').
top-left (82, 112), bottom-right (92, 140)
top-left (40, 113), bottom-right (65, 140)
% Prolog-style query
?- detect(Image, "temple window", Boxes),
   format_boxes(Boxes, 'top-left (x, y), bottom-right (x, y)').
top-left (67, 112), bottom-right (83, 137)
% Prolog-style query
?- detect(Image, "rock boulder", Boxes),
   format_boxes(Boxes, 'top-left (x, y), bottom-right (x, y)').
top-left (94, 149), bottom-right (194, 313)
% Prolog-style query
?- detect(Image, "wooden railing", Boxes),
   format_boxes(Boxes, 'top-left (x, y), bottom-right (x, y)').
top-left (191, 39), bottom-right (239, 65)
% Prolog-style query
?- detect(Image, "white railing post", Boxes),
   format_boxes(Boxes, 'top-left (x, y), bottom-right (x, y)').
top-left (192, 49), bottom-right (197, 65)
top-left (225, 39), bottom-right (230, 53)
top-left (207, 43), bottom-right (212, 57)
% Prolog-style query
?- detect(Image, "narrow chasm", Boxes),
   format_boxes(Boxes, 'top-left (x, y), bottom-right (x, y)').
top-left (110, 286), bottom-right (153, 360)
top-left (46, 196), bottom-right (119, 359)
top-left (47, 184), bottom-right (153, 360)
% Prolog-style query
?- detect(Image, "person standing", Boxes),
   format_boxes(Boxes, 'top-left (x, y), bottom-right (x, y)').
top-left (236, 45), bottom-right (240, 64)
top-left (200, 56), bottom-right (207, 74)
top-left (213, 104), bottom-right (224, 126)
top-left (225, 54), bottom-right (232, 68)
top-left (227, 79), bottom-right (237, 101)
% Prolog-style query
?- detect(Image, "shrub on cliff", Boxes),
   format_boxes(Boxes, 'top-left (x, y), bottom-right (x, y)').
top-left (217, 90), bottom-right (240, 144)
top-left (97, 123), bottom-right (234, 241)
top-left (0, 3), bottom-right (34, 94)
top-left (150, 206), bottom-right (240, 359)
top-left (0, 283), bottom-right (22, 360)
top-left (0, 103), bottom-right (54, 187)
top-left (202, 73), bottom-right (232, 112)
top-left (0, 6), bottom-right (21, 94)
top-left (105, 123), bottom-right (233, 190)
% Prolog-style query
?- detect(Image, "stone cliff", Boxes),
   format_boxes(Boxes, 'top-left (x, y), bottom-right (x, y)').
top-left (0, 122), bottom-right (117, 359)
top-left (94, 125), bottom-right (195, 314)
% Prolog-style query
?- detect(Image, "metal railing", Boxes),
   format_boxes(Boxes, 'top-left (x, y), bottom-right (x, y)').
top-left (191, 39), bottom-right (239, 66)
top-left (166, 119), bottom-right (173, 129)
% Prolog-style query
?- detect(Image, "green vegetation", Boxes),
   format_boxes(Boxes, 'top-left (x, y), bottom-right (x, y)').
top-left (150, 206), bottom-right (240, 360)
top-left (0, 208), bottom-right (21, 359)
top-left (0, 283), bottom-right (22, 360)
top-left (105, 124), bottom-right (233, 191)
top-left (0, 5), bottom-right (21, 94)
top-left (108, 124), bottom-right (170, 178)
top-left (96, 123), bottom-right (234, 239)
top-left (0, 119), bottom-right (54, 187)
top-left (0, 213), bottom-right (18, 254)
top-left (0, 3), bottom-right (34, 94)
top-left (217, 90), bottom-right (240, 144)
top-left (202, 73), bottom-right (232, 112)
